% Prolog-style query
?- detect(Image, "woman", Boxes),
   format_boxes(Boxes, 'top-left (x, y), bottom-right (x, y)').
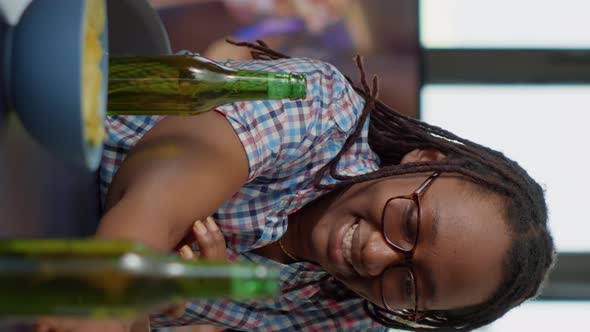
top-left (40, 41), bottom-right (555, 331)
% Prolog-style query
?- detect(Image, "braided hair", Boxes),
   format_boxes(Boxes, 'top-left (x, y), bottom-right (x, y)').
top-left (227, 39), bottom-right (556, 331)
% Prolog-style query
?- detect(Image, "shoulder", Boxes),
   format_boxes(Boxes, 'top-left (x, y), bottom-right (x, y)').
top-left (213, 58), bottom-right (365, 180)
top-left (216, 57), bottom-right (366, 138)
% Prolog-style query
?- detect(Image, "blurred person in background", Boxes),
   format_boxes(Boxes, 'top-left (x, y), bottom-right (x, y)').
top-left (204, 0), bottom-right (371, 62)
top-left (152, 0), bottom-right (418, 117)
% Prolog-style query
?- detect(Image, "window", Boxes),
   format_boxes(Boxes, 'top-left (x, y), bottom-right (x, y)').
top-left (478, 301), bottom-right (590, 331)
top-left (421, 84), bottom-right (588, 252)
top-left (420, 0), bottom-right (590, 49)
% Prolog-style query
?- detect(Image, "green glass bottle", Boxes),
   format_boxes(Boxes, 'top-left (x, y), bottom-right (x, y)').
top-left (107, 55), bottom-right (307, 115)
top-left (0, 239), bottom-right (279, 318)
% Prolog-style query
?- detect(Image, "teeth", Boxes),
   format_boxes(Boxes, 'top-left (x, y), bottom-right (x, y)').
top-left (342, 223), bottom-right (358, 265)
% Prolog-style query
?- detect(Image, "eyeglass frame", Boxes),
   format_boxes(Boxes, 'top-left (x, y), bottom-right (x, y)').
top-left (379, 171), bottom-right (440, 322)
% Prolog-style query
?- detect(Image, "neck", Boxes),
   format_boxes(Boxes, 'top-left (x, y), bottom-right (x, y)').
top-left (281, 187), bottom-right (347, 263)
top-left (278, 236), bottom-right (299, 263)
top-left (251, 188), bottom-right (347, 264)
top-left (248, 199), bottom-right (318, 264)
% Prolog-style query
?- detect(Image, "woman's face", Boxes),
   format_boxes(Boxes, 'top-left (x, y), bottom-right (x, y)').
top-left (296, 151), bottom-right (511, 313)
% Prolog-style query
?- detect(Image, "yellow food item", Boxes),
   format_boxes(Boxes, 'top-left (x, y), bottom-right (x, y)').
top-left (82, 0), bottom-right (106, 147)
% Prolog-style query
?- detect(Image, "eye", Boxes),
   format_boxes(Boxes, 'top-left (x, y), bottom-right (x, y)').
top-left (403, 269), bottom-right (416, 302)
top-left (402, 203), bottom-right (418, 243)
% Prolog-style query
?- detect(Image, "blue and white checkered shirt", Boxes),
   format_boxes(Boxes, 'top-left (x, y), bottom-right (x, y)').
top-left (100, 58), bottom-right (384, 331)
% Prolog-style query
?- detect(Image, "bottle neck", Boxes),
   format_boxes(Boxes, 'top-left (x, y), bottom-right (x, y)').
top-left (224, 70), bottom-right (306, 101)
top-left (184, 54), bottom-right (306, 100)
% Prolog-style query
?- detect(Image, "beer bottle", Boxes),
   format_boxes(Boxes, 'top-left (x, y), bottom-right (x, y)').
top-left (107, 55), bottom-right (306, 115)
top-left (0, 239), bottom-right (279, 318)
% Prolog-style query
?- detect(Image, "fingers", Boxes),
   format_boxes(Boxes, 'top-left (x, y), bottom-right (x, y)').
top-left (179, 244), bottom-right (196, 259)
top-left (176, 216), bottom-right (227, 261)
top-left (192, 216), bottom-right (227, 261)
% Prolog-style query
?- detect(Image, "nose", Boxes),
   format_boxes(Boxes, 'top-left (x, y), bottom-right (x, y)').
top-left (361, 230), bottom-right (408, 277)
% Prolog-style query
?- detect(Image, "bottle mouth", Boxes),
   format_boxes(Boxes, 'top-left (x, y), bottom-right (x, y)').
top-left (289, 73), bottom-right (307, 100)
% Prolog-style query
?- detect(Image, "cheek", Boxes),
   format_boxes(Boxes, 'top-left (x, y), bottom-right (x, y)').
top-left (334, 276), bottom-right (384, 307)
top-left (308, 214), bottom-right (342, 263)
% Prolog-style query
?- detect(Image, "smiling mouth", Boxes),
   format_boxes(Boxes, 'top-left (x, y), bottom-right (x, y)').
top-left (342, 223), bottom-right (359, 266)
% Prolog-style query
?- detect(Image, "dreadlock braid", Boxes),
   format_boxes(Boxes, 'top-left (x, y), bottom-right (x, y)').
top-left (226, 39), bottom-right (556, 331)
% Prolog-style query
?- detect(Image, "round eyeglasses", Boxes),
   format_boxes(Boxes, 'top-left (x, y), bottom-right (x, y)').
top-left (379, 172), bottom-right (440, 322)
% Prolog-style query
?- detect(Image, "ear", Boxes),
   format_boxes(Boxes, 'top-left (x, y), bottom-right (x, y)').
top-left (400, 148), bottom-right (447, 164)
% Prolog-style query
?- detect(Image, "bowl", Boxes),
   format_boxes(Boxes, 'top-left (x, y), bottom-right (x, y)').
top-left (10, 0), bottom-right (108, 170)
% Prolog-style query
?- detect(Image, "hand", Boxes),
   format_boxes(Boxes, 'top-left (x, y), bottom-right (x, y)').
top-left (164, 216), bottom-right (228, 318)
top-left (180, 216), bottom-right (228, 261)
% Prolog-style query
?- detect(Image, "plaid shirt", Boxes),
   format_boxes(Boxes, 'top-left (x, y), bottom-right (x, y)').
top-left (100, 58), bottom-right (384, 331)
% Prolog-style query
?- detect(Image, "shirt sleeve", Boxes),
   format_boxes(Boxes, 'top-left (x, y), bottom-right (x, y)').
top-left (213, 58), bottom-right (365, 182)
